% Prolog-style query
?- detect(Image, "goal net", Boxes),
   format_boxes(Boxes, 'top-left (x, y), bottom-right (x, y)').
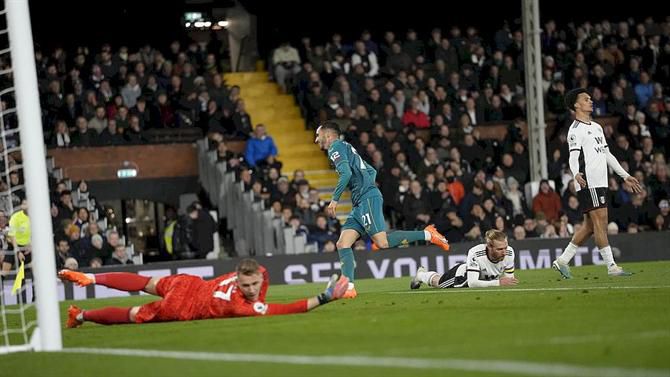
top-left (0, 0), bottom-right (62, 353)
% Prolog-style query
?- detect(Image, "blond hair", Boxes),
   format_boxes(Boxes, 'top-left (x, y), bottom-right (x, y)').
top-left (236, 258), bottom-right (260, 276)
top-left (485, 229), bottom-right (508, 244)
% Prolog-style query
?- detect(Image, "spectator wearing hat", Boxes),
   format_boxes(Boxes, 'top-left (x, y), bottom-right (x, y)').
top-left (270, 176), bottom-right (297, 209)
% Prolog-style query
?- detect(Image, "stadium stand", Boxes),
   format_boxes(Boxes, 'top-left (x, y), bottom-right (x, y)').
top-left (12, 15), bottom-right (670, 259)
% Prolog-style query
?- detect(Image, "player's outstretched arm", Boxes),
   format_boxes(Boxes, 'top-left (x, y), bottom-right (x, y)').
top-left (467, 270), bottom-right (517, 288)
top-left (259, 274), bottom-right (350, 316)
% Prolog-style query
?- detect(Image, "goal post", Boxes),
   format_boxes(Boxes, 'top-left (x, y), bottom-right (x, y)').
top-left (5, 0), bottom-right (62, 351)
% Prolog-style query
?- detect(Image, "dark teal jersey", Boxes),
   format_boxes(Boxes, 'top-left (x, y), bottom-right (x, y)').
top-left (328, 139), bottom-right (381, 206)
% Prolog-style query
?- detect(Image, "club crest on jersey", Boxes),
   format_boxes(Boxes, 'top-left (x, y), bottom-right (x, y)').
top-left (600, 196), bottom-right (605, 204)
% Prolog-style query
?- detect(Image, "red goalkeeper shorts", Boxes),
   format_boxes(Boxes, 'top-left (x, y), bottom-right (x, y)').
top-left (134, 274), bottom-right (206, 323)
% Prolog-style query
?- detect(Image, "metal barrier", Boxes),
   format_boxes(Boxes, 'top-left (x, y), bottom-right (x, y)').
top-left (196, 138), bottom-right (309, 256)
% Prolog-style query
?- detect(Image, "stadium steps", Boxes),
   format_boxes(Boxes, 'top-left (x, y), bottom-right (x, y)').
top-left (223, 71), bottom-right (338, 212)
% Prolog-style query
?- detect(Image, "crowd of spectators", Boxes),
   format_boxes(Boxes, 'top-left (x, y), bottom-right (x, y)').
top-left (4, 16), bottom-right (669, 258)
top-left (29, 40), bottom-right (259, 148)
top-left (260, 16), bottom-right (670, 248)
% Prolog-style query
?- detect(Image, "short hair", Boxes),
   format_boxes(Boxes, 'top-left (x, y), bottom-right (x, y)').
top-left (236, 258), bottom-right (260, 276)
top-left (485, 229), bottom-right (508, 244)
top-left (564, 88), bottom-right (590, 111)
top-left (318, 121), bottom-right (341, 136)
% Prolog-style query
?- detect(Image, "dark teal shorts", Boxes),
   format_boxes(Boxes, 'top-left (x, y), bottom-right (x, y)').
top-left (342, 195), bottom-right (387, 236)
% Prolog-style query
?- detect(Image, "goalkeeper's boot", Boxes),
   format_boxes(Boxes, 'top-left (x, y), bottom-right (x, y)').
top-left (425, 224), bottom-right (450, 252)
top-left (67, 305), bottom-right (83, 328)
top-left (608, 265), bottom-right (633, 277)
top-left (552, 260), bottom-right (572, 279)
top-left (58, 269), bottom-right (95, 287)
top-left (342, 283), bottom-right (357, 299)
top-left (410, 266), bottom-right (426, 290)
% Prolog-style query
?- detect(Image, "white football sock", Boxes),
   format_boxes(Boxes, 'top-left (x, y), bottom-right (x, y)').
top-left (417, 270), bottom-right (439, 287)
top-left (599, 246), bottom-right (617, 269)
top-left (85, 273), bottom-right (96, 283)
top-left (423, 230), bottom-right (431, 241)
top-left (76, 312), bottom-right (84, 322)
top-left (347, 282), bottom-right (355, 290)
top-left (557, 242), bottom-right (578, 265)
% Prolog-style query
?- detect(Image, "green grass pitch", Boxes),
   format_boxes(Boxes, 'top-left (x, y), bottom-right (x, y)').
top-left (1, 261), bottom-right (669, 377)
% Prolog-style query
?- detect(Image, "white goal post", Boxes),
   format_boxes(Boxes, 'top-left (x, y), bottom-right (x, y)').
top-left (3, 0), bottom-right (62, 352)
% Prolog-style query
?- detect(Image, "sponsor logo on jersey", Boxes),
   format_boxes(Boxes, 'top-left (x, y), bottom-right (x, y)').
top-left (253, 302), bottom-right (268, 315)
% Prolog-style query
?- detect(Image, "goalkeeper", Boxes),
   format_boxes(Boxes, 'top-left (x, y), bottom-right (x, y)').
top-left (59, 258), bottom-right (348, 327)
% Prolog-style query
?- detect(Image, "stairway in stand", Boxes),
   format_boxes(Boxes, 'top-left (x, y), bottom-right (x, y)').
top-left (223, 71), bottom-right (350, 222)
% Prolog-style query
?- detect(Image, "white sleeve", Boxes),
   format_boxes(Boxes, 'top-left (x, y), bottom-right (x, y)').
top-left (465, 255), bottom-right (501, 288)
top-left (567, 129), bottom-right (582, 178)
top-left (367, 53), bottom-right (379, 77)
top-left (467, 270), bottom-right (501, 287)
top-left (569, 150), bottom-right (581, 179)
top-left (605, 148), bottom-right (630, 179)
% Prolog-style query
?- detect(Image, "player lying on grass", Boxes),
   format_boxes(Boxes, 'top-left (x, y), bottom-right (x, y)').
top-left (410, 229), bottom-right (518, 289)
top-left (59, 258), bottom-right (348, 327)
top-left (316, 121), bottom-right (451, 298)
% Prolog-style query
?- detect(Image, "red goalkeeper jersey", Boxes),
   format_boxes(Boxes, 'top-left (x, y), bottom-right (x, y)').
top-left (135, 266), bottom-right (308, 323)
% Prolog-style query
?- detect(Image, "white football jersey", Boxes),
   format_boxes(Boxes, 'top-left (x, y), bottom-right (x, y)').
top-left (567, 119), bottom-right (609, 190)
top-left (466, 244), bottom-right (515, 281)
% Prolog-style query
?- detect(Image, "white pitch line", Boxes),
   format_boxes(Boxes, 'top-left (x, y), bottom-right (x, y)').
top-left (57, 347), bottom-right (670, 377)
top-left (514, 330), bottom-right (670, 346)
top-left (388, 285), bottom-right (670, 294)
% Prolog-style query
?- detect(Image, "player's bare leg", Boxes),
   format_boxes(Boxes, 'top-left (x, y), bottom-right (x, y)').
top-left (554, 214), bottom-right (594, 279)
top-left (588, 208), bottom-right (631, 276)
top-left (336, 229), bottom-right (360, 298)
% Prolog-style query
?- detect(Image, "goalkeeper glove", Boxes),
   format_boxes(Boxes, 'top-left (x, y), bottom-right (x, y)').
top-left (317, 274), bottom-right (349, 305)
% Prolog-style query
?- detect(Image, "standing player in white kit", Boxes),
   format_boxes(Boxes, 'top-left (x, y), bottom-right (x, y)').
top-left (552, 88), bottom-right (642, 278)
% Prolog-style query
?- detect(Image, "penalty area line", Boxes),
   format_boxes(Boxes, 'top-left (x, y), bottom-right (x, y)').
top-left (388, 285), bottom-right (670, 294)
top-left (59, 347), bottom-right (670, 377)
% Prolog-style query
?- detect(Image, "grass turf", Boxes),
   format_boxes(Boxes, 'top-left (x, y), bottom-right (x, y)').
top-left (1, 261), bottom-right (669, 377)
